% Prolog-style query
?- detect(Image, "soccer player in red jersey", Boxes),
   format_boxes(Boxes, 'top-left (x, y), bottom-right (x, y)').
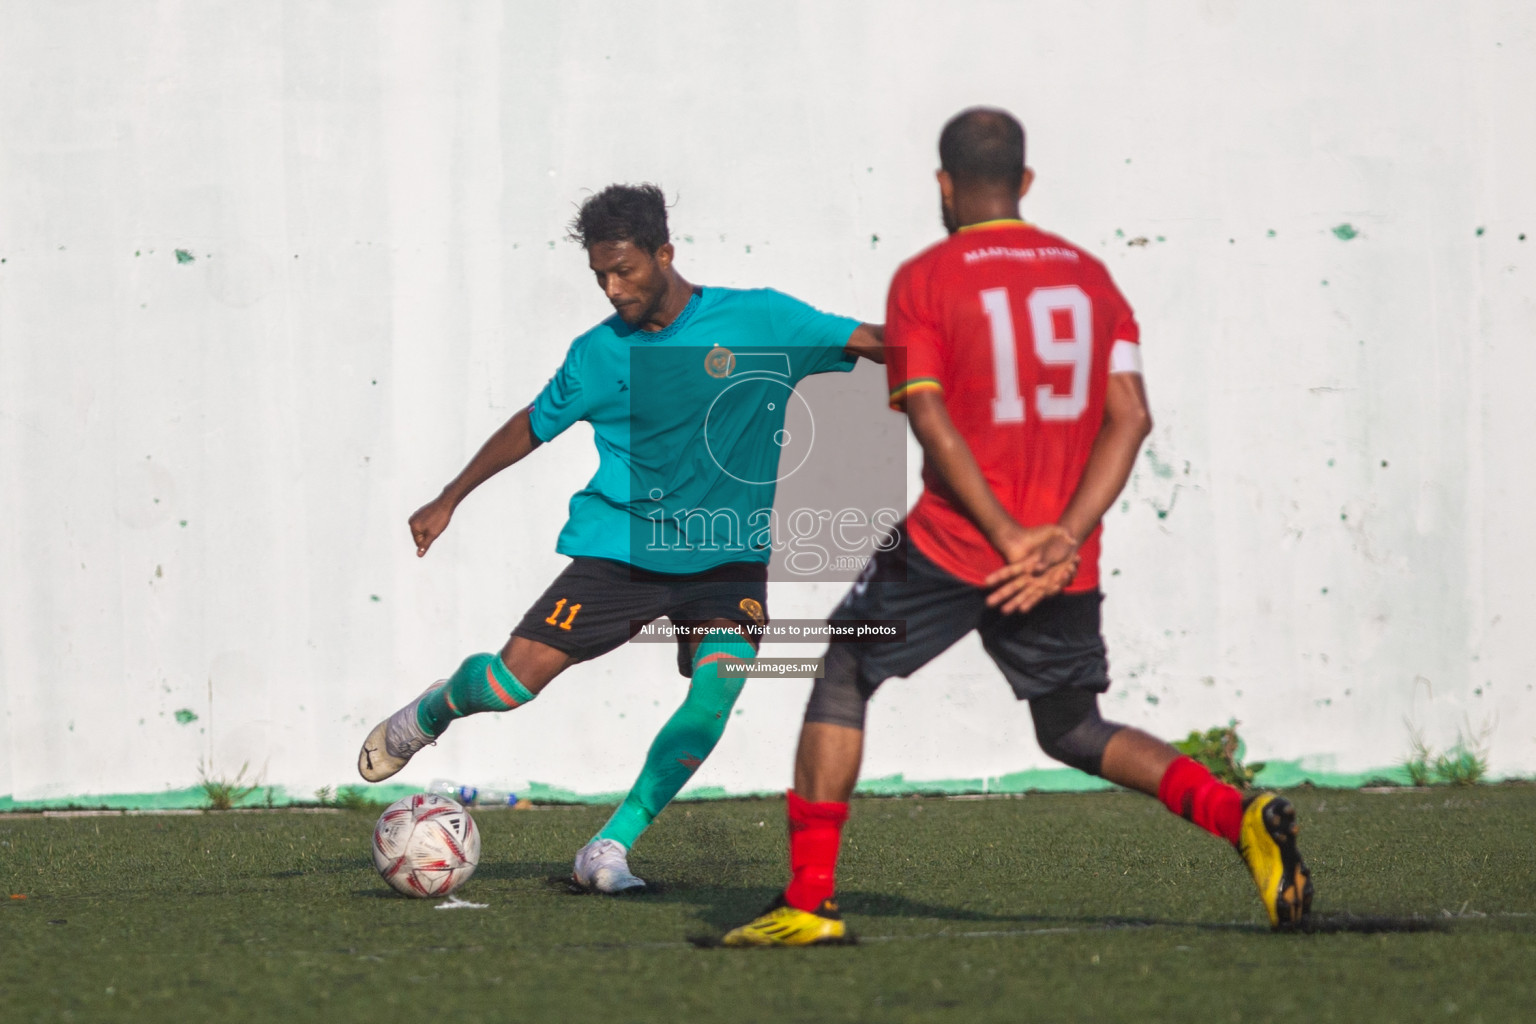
top-left (721, 108), bottom-right (1312, 946)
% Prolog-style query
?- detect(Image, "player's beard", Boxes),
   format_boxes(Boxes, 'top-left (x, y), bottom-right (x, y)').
top-left (619, 284), bottom-right (667, 328)
top-left (940, 195), bottom-right (960, 235)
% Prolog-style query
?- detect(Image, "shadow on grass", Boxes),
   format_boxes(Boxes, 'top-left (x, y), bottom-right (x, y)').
top-left (588, 877), bottom-right (1460, 938)
top-left (472, 859), bottom-right (577, 883)
top-left (340, 860), bottom-right (580, 899)
top-left (329, 858), bottom-right (1462, 940)
top-left (272, 857), bottom-right (379, 879)
top-left (1292, 913), bottom-right (1449, 935)
top-left (544, 878), bottom-right (1182, 931)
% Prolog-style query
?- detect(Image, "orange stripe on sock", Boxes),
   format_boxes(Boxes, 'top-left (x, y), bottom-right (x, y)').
top-left (694, 651), bottom-right (742, 669)
top-left (443, 691), bottom-right (461, 715)
top-left (484, 663), bottom-right (518, 708)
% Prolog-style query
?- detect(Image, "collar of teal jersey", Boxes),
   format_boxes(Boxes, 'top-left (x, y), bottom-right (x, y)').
top-left (620, 286), bottom-right (703, 342)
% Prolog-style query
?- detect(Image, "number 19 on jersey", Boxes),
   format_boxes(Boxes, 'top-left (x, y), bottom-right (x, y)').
top-left (979, 284), bottom-right (1093, 425)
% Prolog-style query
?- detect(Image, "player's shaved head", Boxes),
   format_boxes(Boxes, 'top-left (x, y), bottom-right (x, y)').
top-left (939, 108), bottom-right (1026, 190)
top-left (569, 183), bottom-right (671, 254)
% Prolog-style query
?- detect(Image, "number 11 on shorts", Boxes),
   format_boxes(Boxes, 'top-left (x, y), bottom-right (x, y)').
top-left (545, 598), bottom-right (582, 630)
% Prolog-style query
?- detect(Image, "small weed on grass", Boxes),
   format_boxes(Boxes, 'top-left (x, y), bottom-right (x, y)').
top-left (1404, 720), bottom-right (1491, 786)
top-left (314, 785), bottom-right (386, 811)
top-left (196, 761), bottom-right (260, 810)
top-left (1173, 721), bottom-right (1264, 788)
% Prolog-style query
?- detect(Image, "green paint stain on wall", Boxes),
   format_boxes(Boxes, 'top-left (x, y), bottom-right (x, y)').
top-left (1143, 449), bottom-right (1176, 479)
top-left (1475, 226), bottom-right (1485, 237)
top-left (173, 708), bottom-right (198, 725)
top-left (174, 249), bottom-right (195, 264)
top-left (1331, 224), bottom-right (1358, 240)
top-left (369, 594), bottom-right (381, 603)
top-left (1267, 229), bottom-right (1277, 238)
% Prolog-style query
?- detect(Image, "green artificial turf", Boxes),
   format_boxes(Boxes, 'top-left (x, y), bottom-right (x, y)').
top-left (2, 786), bottom-right (1533, 1023)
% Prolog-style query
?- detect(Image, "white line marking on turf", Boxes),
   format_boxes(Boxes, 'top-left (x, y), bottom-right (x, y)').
top-left (435, 895), bottom-right (489, 910)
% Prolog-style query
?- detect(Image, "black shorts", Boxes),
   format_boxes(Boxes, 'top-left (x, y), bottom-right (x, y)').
top-left (511, 558), bottom-right (768, 677)
top-left (830, 528), bottom-right (1109, 701)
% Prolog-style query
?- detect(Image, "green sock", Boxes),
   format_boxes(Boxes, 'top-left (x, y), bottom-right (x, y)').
top-left (417, 652), bottom-right (535, 738)
top-left (595, 630), bottom-right (755, 849)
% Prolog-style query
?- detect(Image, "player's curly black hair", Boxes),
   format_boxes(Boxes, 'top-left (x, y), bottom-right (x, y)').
top-left (568, 183), bottom-right (671, 253)
top-left (939, 107), bottom-right (1026, 189)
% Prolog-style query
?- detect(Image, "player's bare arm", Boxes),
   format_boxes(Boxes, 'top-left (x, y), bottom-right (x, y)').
top-left (410, 405), bottom-right (544, 557)
top-left (842, 322), bottom-right (885, 363)
top-left (986, 372), bottom-right (1152, 612)
top-left (903, 388), bottom-right (1074, 572)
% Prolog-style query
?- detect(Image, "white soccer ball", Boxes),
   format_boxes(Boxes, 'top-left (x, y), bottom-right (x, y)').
top-left (371, 793), bottom-right (481, 898)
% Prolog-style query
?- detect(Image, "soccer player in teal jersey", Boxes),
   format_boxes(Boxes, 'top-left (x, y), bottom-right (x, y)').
top-left (358, 183), bottom-right (884, 893)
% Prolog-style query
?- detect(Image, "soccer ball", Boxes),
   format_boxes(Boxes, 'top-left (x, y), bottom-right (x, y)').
top-left (371, 793), bottom-right (481, 897)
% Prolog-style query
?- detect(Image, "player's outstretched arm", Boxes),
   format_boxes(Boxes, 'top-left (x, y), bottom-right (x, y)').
top-left (842, 323), bottom-right (885, 363)
top-left (904, 389), bottom-right (1072, 571)
top-left (409, 405), bottom-right (544, 557)
top-left (985, 373), bottom-right (1152, 613)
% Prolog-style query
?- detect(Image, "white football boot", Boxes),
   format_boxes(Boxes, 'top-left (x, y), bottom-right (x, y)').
top-left (357, 683), bottom-right (442, 782)
top-left (572, 838), bottom-right (647, 894)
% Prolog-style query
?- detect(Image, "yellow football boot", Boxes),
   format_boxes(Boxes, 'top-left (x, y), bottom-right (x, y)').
top-left (1238, 793), bottom-right (1314, 929)
top-left (720, 897), bottom-right (856, 947)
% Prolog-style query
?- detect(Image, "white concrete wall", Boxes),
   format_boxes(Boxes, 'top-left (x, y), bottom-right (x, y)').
top-left (2, 1), bottom-right (1533, 803)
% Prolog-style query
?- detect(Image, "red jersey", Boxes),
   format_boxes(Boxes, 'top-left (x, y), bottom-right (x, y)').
top-left (885, 220), bottom-right (1141, 592)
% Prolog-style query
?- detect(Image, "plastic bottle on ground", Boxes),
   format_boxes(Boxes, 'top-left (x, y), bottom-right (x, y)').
top-left (427, 778), bottom-right (478, 805)
top-left (428, 779), bottom-right (518, 807)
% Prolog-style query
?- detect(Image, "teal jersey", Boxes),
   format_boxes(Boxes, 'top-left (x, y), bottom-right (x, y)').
top-left (529, 286), bottom-right (859, 573)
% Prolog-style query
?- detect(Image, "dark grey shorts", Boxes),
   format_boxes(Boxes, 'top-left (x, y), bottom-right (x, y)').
top-left (829, 528), bottom-right (1109, 701)
top-left (511, 557), bottom-right (766, 677)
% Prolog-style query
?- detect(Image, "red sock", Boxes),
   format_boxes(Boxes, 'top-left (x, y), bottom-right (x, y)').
top-left (783, 789), bottom-right (849, 912)
top-left (1157, 755), bottom-right (1243, 845)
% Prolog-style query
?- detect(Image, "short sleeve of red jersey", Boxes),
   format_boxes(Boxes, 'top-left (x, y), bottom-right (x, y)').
top-left (1107, 283), bottom-right (1143, 375)
top-left (884, 260), bottom-right (947, 409)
